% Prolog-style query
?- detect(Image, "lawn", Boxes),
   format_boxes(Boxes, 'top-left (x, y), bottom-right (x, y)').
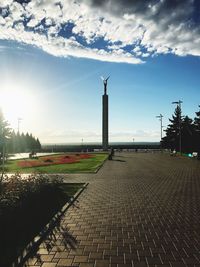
top-left (4, 153), bottom-right (108, 173)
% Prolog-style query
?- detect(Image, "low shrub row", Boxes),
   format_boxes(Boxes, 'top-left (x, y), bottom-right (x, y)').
top-left (0, 174), bottom-right (72, 266)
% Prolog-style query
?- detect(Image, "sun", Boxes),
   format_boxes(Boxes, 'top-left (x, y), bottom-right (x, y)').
top-left (0, 84), bottom-right (35, 128)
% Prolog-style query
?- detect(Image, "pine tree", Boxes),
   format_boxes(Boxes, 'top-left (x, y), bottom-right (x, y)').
top-left (36, 138), bottom-right (41, 150)
top-left (0, 109), bottom-right (11, 158)
top-left (194, 105), bottom-right (200, 156)
top-left (162, 105), bottom-right (183, 151)
top-left (181, 116), bottom-right (194, 153)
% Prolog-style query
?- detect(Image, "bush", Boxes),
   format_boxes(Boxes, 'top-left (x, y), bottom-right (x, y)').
top-left (0, 174), bottom-right (67, 267)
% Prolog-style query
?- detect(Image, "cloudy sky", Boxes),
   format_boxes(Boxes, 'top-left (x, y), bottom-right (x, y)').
top-left (0, 0), bottom-right (200, 143)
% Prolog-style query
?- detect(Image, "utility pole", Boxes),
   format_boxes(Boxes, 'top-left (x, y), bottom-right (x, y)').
top-left (18, 117), bottom-right (22, 133)
top-left (172, 100), bottom-right (183, 154)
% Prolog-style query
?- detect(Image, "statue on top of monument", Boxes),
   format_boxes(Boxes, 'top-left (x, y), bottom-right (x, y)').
top-left (101, 76), bottom-right (110, 95)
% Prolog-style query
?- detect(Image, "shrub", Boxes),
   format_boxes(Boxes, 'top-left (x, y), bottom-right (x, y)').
top-left (0, 174), bottom-right (67, 266)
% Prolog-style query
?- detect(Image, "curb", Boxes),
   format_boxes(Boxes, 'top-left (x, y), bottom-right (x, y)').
top-left (94, 154), bottom-right (109, 173)
top-left (12, 182), bottom-right (89, 267)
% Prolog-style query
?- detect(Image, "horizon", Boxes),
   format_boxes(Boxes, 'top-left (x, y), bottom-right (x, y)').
top-left (42, 141), bottom-right (160, 145)
top-left (0, 1), bottom-right (200, 144)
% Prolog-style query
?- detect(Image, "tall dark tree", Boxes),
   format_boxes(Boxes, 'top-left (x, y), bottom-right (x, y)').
top-left (36, 138), bottom-right (41, 150)
top-left (0, 108), bottom-right (11, 157)
top-left (194, 105), bottom-right (200, 156)
top-left (162, 105), bottom-right (183, 151)
top-left (0, 109), bottom-right (11, 181)
top-left (7, 131), bottom-right (42, 153)
top-left (181, 116), bottom-right (195, 153)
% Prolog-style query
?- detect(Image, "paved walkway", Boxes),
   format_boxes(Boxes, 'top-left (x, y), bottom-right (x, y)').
top-left (26, 152), bottom-right (200, 267)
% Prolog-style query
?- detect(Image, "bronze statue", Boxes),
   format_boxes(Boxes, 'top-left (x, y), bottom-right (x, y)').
top-left (101, 76), bottom-right (110, 94)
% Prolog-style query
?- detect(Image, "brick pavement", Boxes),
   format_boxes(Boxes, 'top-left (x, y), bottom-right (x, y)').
top-left (25, 152), bottom-right (200, 267)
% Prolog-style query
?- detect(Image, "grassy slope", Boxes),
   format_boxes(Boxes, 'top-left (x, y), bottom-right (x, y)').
top-left (4, 153), bottom-right (108, 173)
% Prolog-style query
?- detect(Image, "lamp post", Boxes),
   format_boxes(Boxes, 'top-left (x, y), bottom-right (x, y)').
top-left (17, 117), bottom-right (22, 133)
top-left (156, 114), bottom-right (164, 141)
top-left (172, 100), bottom-right (183, 154)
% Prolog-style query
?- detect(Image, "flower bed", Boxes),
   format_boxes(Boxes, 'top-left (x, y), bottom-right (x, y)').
top-left (17, 153), bottom-right (93, 168)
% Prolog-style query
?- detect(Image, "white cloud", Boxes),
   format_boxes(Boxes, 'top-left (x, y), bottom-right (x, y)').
top-left (0, 0), bottom-right (199, 63)
top-left (0, 0), bottom-right (12, 7)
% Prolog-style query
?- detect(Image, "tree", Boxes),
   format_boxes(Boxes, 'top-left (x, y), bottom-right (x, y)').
top-left (0, 108), bottom-right (11, 155)
top-left (36, 138), bottom-right (41, 150)
top-left (194, 105), bottom-right (200, 157)
top-left (0, 108), bottom-right (11, 181)
top-left (181, 116), bottom-right (195, 153)
top-left (162, 105), bottom-right (183, 151)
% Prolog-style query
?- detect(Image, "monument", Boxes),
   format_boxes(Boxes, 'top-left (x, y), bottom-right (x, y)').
top-left (101, 76), bottom-right (110, 151)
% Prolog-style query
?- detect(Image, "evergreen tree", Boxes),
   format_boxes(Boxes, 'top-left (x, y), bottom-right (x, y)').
top-left (162, 105), bottom-right (183, 151)
top-left (36, 138), bottom-right (41, 150)
top-left (0, 109), bottom-right (11, 159)
top-left (15, 132), bottom-right (21, 153)
top-left (7, 131), bottom-right (15, 153)
top-left (181, 116), bottom-right (195, 153)
top-left (25, 133), bottom-right (31, 150)
top-left (20, 133), bottom-right (27, 152)
top-left (194, 105), bottom-right (200, 156)
top-left (0, 109), bottom-right (41, 154)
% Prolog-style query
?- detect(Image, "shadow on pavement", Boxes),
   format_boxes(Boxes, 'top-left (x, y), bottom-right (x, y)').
top-left (112, 159), bottom-right (126, 162)
top-left (17, 207), bottom-right (78, 267)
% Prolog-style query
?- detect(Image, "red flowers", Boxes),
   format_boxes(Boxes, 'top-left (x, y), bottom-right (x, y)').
top-left (17, 153), bottom-right (93, 168)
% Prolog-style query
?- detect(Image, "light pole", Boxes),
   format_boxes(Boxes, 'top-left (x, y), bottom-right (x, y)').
top-left (172, 100), bottom-right (183, 154)
top-left (18, 117), bottom-right (22, 133)
top-left (156, 114), bottom-right (164, 140)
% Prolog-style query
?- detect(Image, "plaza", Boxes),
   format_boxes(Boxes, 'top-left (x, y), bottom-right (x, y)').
top-left (26, 152), bottom-right (200, 267)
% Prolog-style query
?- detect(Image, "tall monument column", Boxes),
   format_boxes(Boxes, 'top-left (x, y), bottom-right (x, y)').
top-left (102, 76), bottom-right (109, 151)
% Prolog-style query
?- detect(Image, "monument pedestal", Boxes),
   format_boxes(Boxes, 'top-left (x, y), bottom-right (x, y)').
top-left (102, 94), bottom-right (108, 151)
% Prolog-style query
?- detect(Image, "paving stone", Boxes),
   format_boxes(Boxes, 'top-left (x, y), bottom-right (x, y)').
top-left (40, 255), bottom-right (54, 262)
top-left (41, 263), bottom-right (57, 267)
top-left (57, 258), bottom-right (73, 266)
top-left (54, 251), bottom-right (69, 258)
top-left (89, 252), bottom-right (103, 259)
top-left (95, 259), bottom-right (110, 267)
top-left (73, 255), bottom-right (88, 263)
top-left (24, 153), bottom-right (200, 267)
top-left (79, 263), bottom-right (94, 267)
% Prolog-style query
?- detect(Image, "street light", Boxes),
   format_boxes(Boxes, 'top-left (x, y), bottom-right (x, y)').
top-left (18, 117), bottom-right (22, 133)
top-left (156, 114), bottom-right (164, 140)
top-left (172, 100), bottom-right (183, 154)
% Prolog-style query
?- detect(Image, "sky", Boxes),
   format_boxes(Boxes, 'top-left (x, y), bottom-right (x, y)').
top-left (0, 0), bottom-right (200, 144)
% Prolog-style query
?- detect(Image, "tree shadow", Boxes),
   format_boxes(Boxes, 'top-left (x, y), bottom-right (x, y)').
top-left (112, 159), bottom-right (126, 162)
top-left (17, 203), bottom-right (79, 267)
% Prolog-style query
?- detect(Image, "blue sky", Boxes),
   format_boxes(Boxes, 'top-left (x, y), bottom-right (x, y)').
top-left (0, 0), bottom-right (200, 144)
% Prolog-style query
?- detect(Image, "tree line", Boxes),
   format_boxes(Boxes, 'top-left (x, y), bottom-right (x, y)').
top-left (161, 105), bottom-right (200, 154)
top-left (7, 131), bottom-right (41, 153)
top-left (0, 108), bottom-right (41, 155)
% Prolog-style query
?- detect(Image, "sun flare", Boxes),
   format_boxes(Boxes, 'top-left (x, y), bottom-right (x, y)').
top-left (0, 84), bottom-right (35, 128)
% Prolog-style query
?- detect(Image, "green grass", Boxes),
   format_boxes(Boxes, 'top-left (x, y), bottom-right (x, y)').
top-left (3, 153), bottom-right (108, 173)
